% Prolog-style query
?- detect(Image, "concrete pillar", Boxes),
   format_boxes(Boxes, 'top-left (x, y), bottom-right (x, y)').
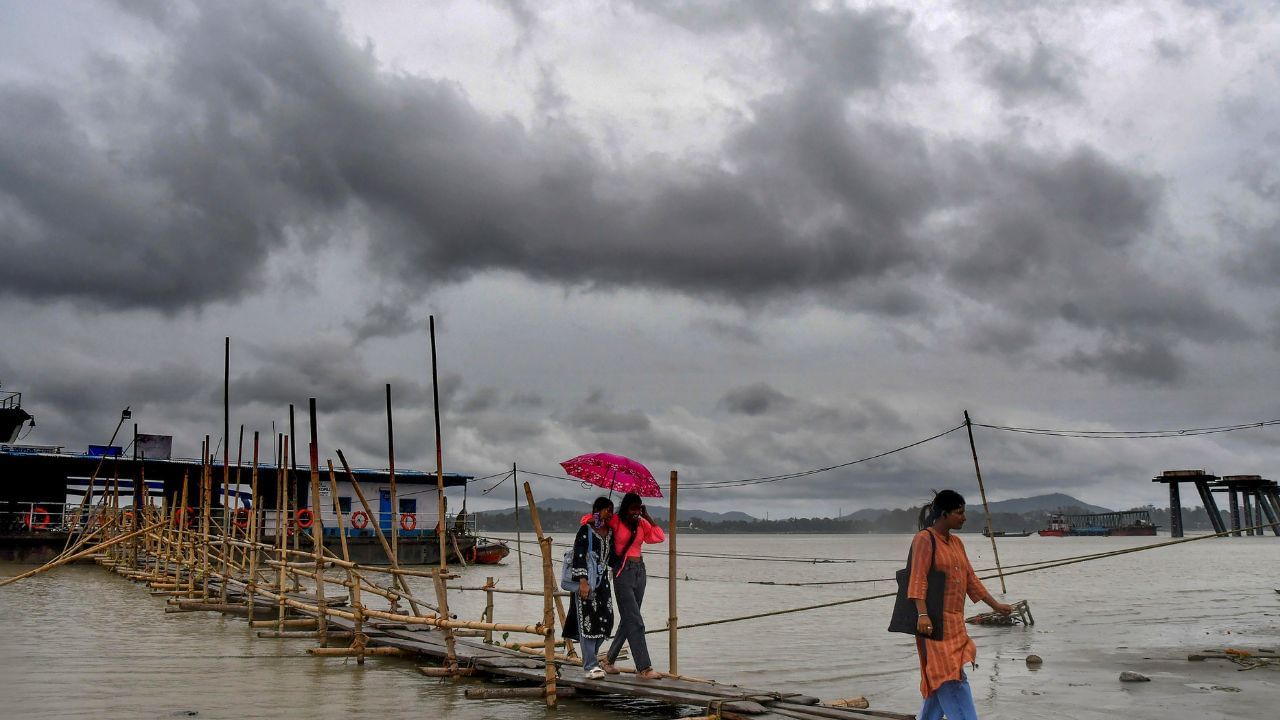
top-left (1168, 483), bottom-right (1183, 538)
top-left (1228, 489), bottom-right (1241, 537)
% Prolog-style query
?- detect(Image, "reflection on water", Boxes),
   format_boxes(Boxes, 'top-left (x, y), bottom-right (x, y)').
top-left (2, 533), bottom-right (1278, 719)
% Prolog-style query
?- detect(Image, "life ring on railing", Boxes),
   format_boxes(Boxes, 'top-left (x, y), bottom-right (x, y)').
top-left (232, 508), bottom-right (251, 530)
top-left (296, 508), bottom-right (314, 529)
top-left (399, 513), bottom-right (417, 531)
top-left (172, 506), bottom-right (195, 528)
top-left (25, 506), bottom-right (51, 530)
top-left (350, 510), bottom-right (370, 529)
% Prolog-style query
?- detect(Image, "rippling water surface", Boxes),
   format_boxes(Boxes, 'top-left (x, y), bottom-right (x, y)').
top-left (3, 532), bottom-right (1278, 719)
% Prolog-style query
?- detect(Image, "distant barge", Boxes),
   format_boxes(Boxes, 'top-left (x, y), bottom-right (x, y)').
top-left (1038, 510), bottom-right (1157, 537)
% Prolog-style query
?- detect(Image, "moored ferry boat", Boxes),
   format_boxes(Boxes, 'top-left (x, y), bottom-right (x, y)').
top-left (1038, 509), bottom-right (1158, 537)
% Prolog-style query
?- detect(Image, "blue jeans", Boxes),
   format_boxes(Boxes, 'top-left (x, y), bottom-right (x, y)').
top-left (607, 560), bottom-right (652, 671)
top-left (579, 635), bottom-right (601, 671)
top-left (919, 671), bottom-right (978, 720)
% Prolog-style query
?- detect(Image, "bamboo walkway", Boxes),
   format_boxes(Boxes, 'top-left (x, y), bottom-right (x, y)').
top-left (5, 455), bottom-right (915, 720)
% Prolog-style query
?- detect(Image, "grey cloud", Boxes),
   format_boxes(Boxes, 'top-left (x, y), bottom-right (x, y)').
top-left (719, 382), bottom-right (793, 416)
top-left (689, 317), bottom-right (761, 345)
top-left (1153, 38), bottom-right (1191, 63)
top-left (1060, 334), bottom-right (1186, 385)
top-left (963, 35), bottom-right (1085, 105)
top-left (236, 340), bottom-right (432, 414)
top-left (1223, 220), bottom-right (1280, 285)
top-left (347, 299), bottom-right (423, 342)
top-left (563, 390), bottom-right (652, 433)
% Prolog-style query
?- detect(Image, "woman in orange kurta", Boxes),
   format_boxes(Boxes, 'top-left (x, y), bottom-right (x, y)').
top-left (907, 490), bottom-right (1011, 720)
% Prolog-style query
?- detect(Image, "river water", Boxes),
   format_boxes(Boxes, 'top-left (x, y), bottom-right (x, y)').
top-left (2, 532), bottom-right (1278, 719)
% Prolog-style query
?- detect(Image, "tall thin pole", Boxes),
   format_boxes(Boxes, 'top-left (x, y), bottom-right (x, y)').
top-left (308, 398), bottom-right (327, 644)
top-left (667, 470), bottom-right (678, 675)
top-left (513, 463), bottom-right (523, 590)
top-left (429, 315), bottom-right (446, 569)
top-left (223, 337), bottom-right (230, 533)
top-left (386, 384), bottom-right (398, 563)
top-left (289, 405), bottom-right (299, 554)
top-left (964, 410), bottom-right (1006, 594)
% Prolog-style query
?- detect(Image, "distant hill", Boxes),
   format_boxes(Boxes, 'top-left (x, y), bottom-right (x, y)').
top-left (840, 493), bottom-right (1111, 523)
top-left (476, 497), bottom-right (756, 523)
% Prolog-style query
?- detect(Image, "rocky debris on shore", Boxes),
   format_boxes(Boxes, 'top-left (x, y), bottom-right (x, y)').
top-left (1119, 671), bottom-right (1150, 682)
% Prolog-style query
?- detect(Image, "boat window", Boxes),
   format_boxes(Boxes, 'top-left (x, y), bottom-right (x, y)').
top-left (399, 498), bottom-right (417, 514)
top-left (338, 497), bottom-right (352, 514)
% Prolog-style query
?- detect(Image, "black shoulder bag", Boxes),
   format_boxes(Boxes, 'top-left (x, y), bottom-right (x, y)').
top-left (888, 530), bottom-right (945, 640)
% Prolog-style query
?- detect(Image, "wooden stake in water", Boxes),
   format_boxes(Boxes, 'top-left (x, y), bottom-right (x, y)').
top-left (668, 469), bottom-right (678, 675)
top-left (537, 535), bottom-right (557, 707)
top-left (386, 383), bottom-right (398, 566)
top-left (429, 315), bottom-right (447, 569)
top-left (964, 410), bottom-right (1006, 594)
top-left (513, 463), bottom-right (524, 590)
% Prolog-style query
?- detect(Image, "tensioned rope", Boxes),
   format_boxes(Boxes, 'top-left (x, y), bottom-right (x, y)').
top-left (643, 523), bottom-right (1275, 634)
top-left (974, 418), bottom-right (1280, 439)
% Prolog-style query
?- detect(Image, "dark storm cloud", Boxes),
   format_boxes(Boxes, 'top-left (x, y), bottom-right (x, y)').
top-left (563, 389), bottom-right (652, 433)
top-left (0, 0), bottom-right (1248, 387)
top-left (719, 382), bottom-right (793, 416)
top-left (235, 340), bottom-right (434, 414)
top-left (963, 35), bottom-right (1085, 105)
top-left (346, 298), bottom-right (423, 342)
top-left (1060, 334), bottom-right (1187, 385)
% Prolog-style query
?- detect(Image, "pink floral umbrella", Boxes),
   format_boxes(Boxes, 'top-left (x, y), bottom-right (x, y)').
top-left (560, 452), bottom-right (663, 498)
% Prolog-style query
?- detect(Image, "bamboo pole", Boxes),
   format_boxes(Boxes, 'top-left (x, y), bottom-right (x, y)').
top-left (513, 463), bottom-right (524, 590)
top-left (483, 576), bottom-right (495, 644)
top-left (201, 435), bottom-right (212, 600)
top-left (326, 461), bottom-right (365, 664)
top-left (964, 410), bottom-right (1006, 594)
top-left (432, 569), bottom-right (458, 672)
top-left (247, 433), bottom-right (261, 617)
top-left (668, 469), bottom-right (678, 675)
top-left (429, 315), bottom-right (447, 569)
top-left (522, 482), bottom-right (574, 658)
top-left (221, 337), bottom-right (230, 591)
top-left (336, 450), bottom-right (428, 615)
top-left (308, 399), bottom-right (327, 645)
top-left (538, 535), bottom-right (557, 707)
top-left (386, 384), bottom-right (398, 566)
top-left (276, 435), bottom-right (288, 626)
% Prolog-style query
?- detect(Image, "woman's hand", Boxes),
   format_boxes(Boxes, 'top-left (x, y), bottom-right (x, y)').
top-left (988, 599), bottom-right (1014, 615)
top-left (578, 578), bottom-right (591, 600)
top-left (916, 614), bottom-right (934, 636)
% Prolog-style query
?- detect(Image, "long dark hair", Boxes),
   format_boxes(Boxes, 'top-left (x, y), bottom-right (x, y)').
top-left (592, 496), bottom-right (614, 514)
top-left (918, 489), bottom-right (965, 529)
top-left (618, 492), bottom-right (643, 529)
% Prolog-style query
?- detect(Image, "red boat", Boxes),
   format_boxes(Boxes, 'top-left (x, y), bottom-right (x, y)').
top-left (468, 539), bottom-right (510, 564)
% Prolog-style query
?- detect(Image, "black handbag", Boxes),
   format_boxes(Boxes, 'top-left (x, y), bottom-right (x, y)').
top-left (888, 530), bottom-right (945, 640)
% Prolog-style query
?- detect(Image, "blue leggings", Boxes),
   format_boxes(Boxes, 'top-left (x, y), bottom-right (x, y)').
top-left (919, 671), bottom-right (978, 720)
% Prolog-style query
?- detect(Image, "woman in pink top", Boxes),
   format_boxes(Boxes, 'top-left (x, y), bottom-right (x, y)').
top-left (600, 492), bottom-right (665, 679)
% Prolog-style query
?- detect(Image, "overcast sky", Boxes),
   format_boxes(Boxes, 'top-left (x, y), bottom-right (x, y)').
top-left (2, 0), bottom-right (1278, 518)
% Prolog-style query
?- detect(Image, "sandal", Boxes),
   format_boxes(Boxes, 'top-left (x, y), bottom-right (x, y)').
top-left (600, 660), bottom-right (621, 675)
top-left (636, 668), bottom-right (662, 680)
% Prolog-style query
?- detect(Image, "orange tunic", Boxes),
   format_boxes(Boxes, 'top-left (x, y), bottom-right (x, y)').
top-left (906, 528), bottom-right (989, 698)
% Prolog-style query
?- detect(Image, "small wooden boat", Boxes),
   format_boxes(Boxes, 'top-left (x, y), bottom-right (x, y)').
top-left (982, 528), bottom-right (1033, 537)
top-left (468, 538), bottom-right (510, 564)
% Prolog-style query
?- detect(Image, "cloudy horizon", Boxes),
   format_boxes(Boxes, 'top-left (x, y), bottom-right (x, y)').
top-left (2, 0), bottom-right (1278, 518)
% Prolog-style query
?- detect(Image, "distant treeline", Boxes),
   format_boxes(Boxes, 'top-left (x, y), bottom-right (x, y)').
top-left (475, 504), bottom-right (1235, 534)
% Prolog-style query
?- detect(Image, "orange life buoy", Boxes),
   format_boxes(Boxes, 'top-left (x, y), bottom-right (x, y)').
top-left (232, 508), bottom-right (251, 530)
top-left (350, 510), bottom-right (369, 529)
top-left (26, 506), bottom-right (51, 530)
top-left (399, 513), bottom-right (417, 531)
top-left (296, 508), bottom-right (314, 529)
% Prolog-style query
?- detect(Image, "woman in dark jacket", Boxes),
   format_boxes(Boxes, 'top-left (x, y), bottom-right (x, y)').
top-left (563, 496), bottom-right (615, 679)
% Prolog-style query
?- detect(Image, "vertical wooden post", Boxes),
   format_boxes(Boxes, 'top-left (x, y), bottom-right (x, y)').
top-left (327, 461), bottom-right (364, 664)
top-left (386, 384), bottom-right (398, 564)
top-left (201, 435), bottom-right (212, 599)
top-left (276, 435), bottom-right (288, 625)
top-left (964, 411), bottom-right (1006, 594)
top-left (222, 337), bottom-right (230, 560)
top-left (538, 535), bottom-right (557, 707)
top-left (513, 463), bottom-right (524, 590)
top-left (1168, 482), bottom-right (1184, 538)
top-left (483, 576), bottom-right (495, 644)
top-left (668, 469), bottom-right (678, 675)
top-left (522, 482), bottom-right (574, 659)
top-left (429, 315), bottom-right (447, 570)
top-left (432, 568), bottom-right (458, 672)
top-left (246, 432), bottom-right (261, 616)
top-left (308, 399), bottom-right (327, 645)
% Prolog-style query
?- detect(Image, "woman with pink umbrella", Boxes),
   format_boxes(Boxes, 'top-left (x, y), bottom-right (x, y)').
top-left (601, 491), bottom-right (665, 678)
top-left (559, 453), bottom-right (666, 680)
